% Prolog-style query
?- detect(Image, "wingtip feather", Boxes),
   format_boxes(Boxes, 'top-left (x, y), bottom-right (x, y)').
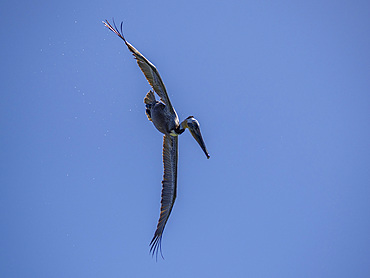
top-left (149, 234), bottom-right (164, 261)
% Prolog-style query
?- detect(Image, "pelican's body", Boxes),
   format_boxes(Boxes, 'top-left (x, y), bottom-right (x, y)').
top-left (146, 97), bottom-right (180, 135)
top-left (104, 20), bottom-right (210, 259)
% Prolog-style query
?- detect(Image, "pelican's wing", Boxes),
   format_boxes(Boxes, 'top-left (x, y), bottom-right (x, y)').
top-left (103, 20), bottom-right (174, 112)
top-left (150, 134), bottom-right (178, 259)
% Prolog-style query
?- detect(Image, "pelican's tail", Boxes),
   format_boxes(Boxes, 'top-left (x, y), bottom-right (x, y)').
top-left (144, 90), bottom-right (156, 122)
top-left (144, 90), bottom-right (156, 105)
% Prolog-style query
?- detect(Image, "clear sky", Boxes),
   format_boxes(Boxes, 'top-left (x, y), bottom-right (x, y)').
top-left (1, 0), bottom-right (370, 277)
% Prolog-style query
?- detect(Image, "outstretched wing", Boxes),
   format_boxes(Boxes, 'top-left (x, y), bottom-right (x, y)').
top-left (150, 134), bottom-right (178, 259)
top-left (103, 20), bottom-right (174, 113)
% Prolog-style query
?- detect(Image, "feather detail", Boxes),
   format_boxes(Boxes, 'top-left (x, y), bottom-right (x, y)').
top-left (144, 90), bottom-right (156, 105)
top-left (103, 19), bottom-right (175, 114)
top-left (150, 134), bottom-right (178, 259)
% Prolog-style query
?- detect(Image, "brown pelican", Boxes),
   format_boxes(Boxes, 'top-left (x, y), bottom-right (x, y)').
top-left (103, 20), bottom-right (210, 258)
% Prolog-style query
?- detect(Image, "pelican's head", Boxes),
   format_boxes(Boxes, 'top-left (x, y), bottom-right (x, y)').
top-left (182, 116), bottom-right (210, 159)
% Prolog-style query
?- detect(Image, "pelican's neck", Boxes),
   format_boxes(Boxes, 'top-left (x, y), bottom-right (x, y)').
top-left (174, 120), bottom-right (187, 135)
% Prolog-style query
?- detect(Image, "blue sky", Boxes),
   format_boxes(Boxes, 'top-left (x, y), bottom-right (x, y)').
top-left (1, 0), bottom-right (370, 277)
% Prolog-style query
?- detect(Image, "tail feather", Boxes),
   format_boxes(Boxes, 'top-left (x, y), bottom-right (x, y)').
top-left (144, 90), bottom-right (156, 105)
top-left (144, 90), bottom-right (156, 122)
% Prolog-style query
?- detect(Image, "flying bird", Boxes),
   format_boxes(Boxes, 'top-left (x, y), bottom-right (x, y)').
top-left (103, 20), bottom-right (210, 258)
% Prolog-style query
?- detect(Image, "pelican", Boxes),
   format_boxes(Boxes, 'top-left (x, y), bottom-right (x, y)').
top-left (103, 20), bottom-right (210, 258)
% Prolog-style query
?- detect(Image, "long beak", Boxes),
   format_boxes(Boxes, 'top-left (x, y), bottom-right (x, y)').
top-left (187, 120), bottom-right (210, 159)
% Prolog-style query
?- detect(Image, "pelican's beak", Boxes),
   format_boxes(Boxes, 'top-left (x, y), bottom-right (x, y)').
top-left (186, 117), bottom-right (210, 159)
